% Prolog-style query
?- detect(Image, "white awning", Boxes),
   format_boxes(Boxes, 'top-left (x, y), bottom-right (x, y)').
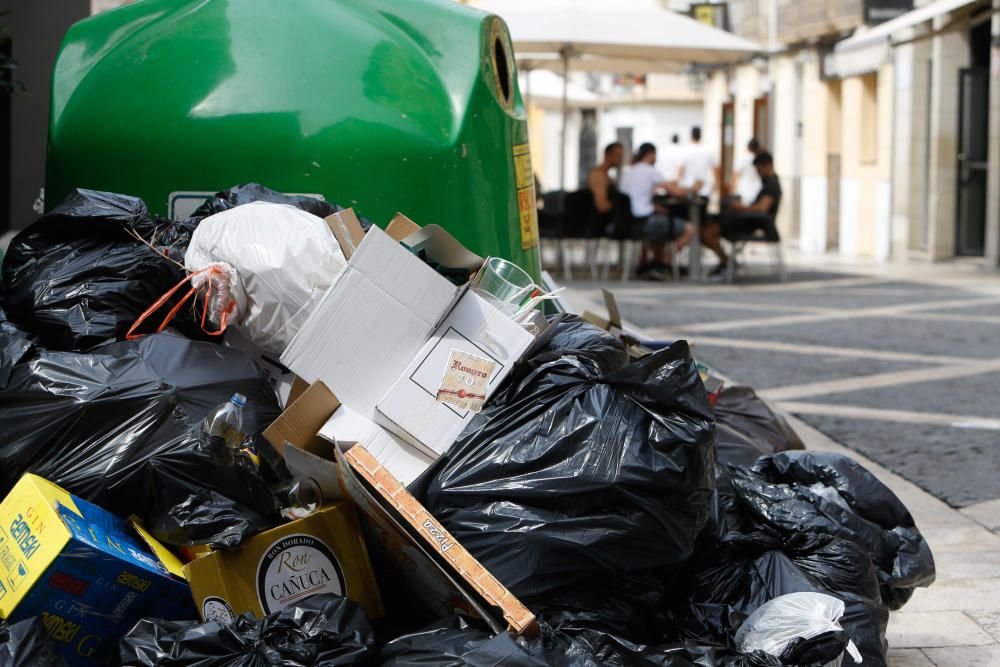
top-left (472, 0), bottom-right (761, 72)
top-left (832, 0), bottom-right (983, 77)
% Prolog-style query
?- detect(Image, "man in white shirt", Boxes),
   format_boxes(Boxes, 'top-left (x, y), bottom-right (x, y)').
top-left (659, 133), bottom-right (685, 183)
top-left (678, 126), bottom-right (718, 198)
top-left (619, 142), bottom-right (693, 277)
top-left (732, 138), bottom-right (762, 204)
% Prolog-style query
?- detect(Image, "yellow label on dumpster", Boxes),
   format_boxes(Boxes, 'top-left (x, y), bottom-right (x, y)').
top-left (513, 143), bottom-right (539, 250)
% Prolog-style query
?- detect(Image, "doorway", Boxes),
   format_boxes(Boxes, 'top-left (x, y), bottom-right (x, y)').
top-left (753, 94), bottom-right (770, 150)
top-left (955, 20), bottom-right (990, 256)
top-left (720, 101), bottom-right (735, 196)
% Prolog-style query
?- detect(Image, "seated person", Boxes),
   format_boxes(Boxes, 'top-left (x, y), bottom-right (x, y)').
top-left (619, 142), bottom-right (694, 276)
top-left (586, 142), bottom-right (625, 236)
top-left (701, 151), bottom-right (781, 276)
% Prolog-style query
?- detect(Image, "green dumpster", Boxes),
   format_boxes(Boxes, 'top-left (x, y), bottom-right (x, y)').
top-left (45, 0), bottom-right (541, 278)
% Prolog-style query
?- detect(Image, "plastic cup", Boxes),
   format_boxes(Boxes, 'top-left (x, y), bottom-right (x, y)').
top-left (473, 257), bottom-right (534, 309)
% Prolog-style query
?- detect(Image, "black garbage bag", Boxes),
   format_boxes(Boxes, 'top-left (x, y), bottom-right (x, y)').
top-left (664, 531), bottom-right (887, 667)
top-left (735, 452), bottom-right (935, 610)
top-left (190, 183), bottom-right (348, 222)
top-left (120, 593), bottom-right (375, 667)
top-left (380, 616), bottom-right (812, 667)
top-left (713, 386), bottom-right (804, 468)
top-left (416, 316), bottom-right (717, 637)
top-left (379, 616), bottom-right (594, 667)
top-left (1, 189), bottom-right (203, 351)
top-left (0, 617), bottom-right (68, 667)
top-left (0, 325), bottom-right (283, 548)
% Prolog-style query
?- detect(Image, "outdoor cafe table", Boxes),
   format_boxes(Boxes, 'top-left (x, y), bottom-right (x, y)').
top-left (654, 194), bottom-right (709, 282)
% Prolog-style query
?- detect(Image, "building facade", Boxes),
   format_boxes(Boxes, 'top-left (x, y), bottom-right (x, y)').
top-left (702, 0), bottom-right (1000, 267)
top-left (530, 71), bottom-right (706, 193)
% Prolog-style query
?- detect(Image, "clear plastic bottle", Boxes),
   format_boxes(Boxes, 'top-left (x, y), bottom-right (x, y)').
top-left (202, 393), bottom-right (248, 453)
top-left (274, 477), bottom-right (323, 520)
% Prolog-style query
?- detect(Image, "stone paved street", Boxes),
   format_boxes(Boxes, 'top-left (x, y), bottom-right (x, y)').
top-left (564, 253), bottom-right (1000, 667)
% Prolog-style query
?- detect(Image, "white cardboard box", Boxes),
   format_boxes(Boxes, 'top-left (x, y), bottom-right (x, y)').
top-left (375, 290), bottom-right (534, 458)
top-left (280, 215), bottom-right (490, 477)
top-left (280, 222), bottom-right (473, 414)
top-left (319, 404), bottom-right (434, 486)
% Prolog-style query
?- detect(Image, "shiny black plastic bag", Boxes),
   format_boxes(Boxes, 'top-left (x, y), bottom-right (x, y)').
top-left (0, 325), bottom-right (283, 548)
top-left (380, 616), bottom-right (593, 667)
top-left (380, 616), bottom-right (801, 667)
top-left (736, 452), bottom-right (936, 610)
top-left (190, 183), bottom-right (347, 221)
top-left (665, 531), bottom-right (888, 667)
top-left (0, 618), bottom-right (68, 667)
top-left (713, 386), bottom-right (804, 468)
top-left (120, 594), bottom-right (375, 667)
top-left (416, 316), bottom-right (717, 634)
top-left (1, 189), bottom-right (200, 351)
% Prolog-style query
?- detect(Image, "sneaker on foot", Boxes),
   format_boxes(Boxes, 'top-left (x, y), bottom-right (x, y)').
top-left (708, 263), bottom-right (729, 277)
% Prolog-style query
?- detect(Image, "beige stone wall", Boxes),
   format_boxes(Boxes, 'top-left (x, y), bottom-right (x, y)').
top-left (985, 0), bottom-right (1000, 268)
top-left (837, 63), bottom-right (893, 259)
top-left (799, 55), bottom-right (831, 254)
top-left (926, 22), bottom-right (970, 261)
top-left (771, 54), bottom-right (800, 242)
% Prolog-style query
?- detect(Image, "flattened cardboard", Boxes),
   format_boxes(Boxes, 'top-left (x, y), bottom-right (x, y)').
top-left (263, 381), bottom-right (340, 457)
top-left (385, 212), bottom-right (421, 242)
top-left (344, 446), bottom-right (537, 635)
top-left (401, 224), bottom-right (483, 273)
top-left (320, 404), bottom-right (433, 485)
top-left (581, 288), bottom-right (663, 358)
top-left (325, 208), bottom-right (365, 260)
top-left (268, 387), bottom-right (536, 635)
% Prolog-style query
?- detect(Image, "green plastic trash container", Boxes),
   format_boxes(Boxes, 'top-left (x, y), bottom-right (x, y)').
top-left (45, 0), bottom-right (541, 278)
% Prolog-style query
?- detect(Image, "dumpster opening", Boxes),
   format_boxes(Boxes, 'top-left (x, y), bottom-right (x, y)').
top-left (493, 36), bottom-right (511, 105)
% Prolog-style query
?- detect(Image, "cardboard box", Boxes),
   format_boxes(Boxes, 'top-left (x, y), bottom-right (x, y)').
top-left (264, 382), bottom-right (537, 635)
top-left (281, 216), bottom-right (482, 415)
top-left (0, 474), bottom-right (195, 666)
top-left (375, 289), bottom-right (534, 457)
top-left (280, 212), bottom-right (497, 474)
top-left (182, 501), bottom-right (383, 623)
top-left (282, 211), bottom-right (541, 465)
top-left (264, 377), bottom-right (433, 486)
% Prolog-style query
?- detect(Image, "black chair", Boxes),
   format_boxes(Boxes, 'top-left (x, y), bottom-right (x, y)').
top-left (562, 189), bottom-right (605, 280)
top-left (721, 207), bottom-right (786, 283)
top-left (538, 190), bottom-right (569, 278)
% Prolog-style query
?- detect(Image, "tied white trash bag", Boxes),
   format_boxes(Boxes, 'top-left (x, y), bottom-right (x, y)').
top-left (735, 592), bottom-right (863, 667)
top-left (184, 201), bottom-right (346, 356)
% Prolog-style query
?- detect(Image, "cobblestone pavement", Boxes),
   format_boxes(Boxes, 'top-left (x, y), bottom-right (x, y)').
top-left (563, 253), bottom-right (1000, 667)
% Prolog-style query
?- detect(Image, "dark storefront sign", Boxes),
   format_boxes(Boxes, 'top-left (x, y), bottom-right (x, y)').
top-left (689, 3), bottom-right (729, 31)
top-left (864, 0), bottom-right (913, 25)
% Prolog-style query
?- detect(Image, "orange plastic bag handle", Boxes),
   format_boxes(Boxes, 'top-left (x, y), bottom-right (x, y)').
top-left (126, 266), bottom-right (233, 340)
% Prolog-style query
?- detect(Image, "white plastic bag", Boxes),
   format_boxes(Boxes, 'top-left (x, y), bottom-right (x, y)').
top-left (735, 592), bottom-right (862, 667)
top-left (185, 201), bottom-right (346, 356)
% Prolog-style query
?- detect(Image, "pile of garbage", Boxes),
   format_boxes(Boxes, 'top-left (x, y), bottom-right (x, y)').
top-left (0, 186), bottom-right (935, 666)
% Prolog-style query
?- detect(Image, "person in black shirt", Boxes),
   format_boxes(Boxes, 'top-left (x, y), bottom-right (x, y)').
top-left (701, 151), bottom-right (782, 275)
